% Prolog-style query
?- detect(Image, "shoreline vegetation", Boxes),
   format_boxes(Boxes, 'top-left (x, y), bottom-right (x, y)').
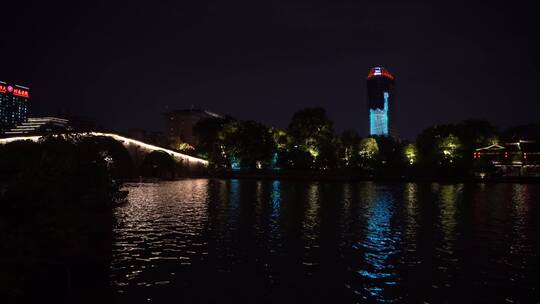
top-left (0, 135), bottom-right (126, 303)
top-left (182, 107), bottom-right (539, 180)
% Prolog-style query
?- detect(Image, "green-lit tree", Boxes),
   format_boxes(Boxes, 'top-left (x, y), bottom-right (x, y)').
top-left (220, 120), bottom-right (275, 169)
top-left (417, 120), bottom-right (498, 175)
top-left (416, 123), bottom-right (469, 175)
top-left (438, 134), bottom-right (461, 164)
top-left (416, 124), bottom-right (455, 166)
top-left (287, 107), bottom-right (337, 169)
top-left (358, 137), bottom-right (379, 170)
top-left (403, 143), bottom-right (418, 165)
top-left (271, 128), bottom-right (289, 151)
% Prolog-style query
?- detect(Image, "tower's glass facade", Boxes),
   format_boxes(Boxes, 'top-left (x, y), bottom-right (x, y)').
top-left (367, 67), bottom-right (394, 137)
top-left (0, 81), bottom-right (30, 134)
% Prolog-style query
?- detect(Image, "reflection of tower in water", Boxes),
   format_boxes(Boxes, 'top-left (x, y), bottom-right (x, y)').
top-left (269, 180), bottom-right (282, 240)
top-left (354, 183), bottom-right (401, 302)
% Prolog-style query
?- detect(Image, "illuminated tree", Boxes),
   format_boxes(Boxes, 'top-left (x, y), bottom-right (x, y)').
top-left (438, 134), bottom-right (461, 163)
top-left (287, 107), bottom-right (336, 169)
top-left (220, 120), bottom-right (275, 169)
top-left (218, 120), bottom-right (242, 167)
top-left (358, 137), bottom-right (379, 169)
top-left (416, 124), bottom-right (456, 167)
top-left (169, 137), bottom-right (195, 153)
top-left (271, 128), bottom-right (289, 151)
top-left (404, 143), bottom-right (418, 165)
top-left (456, 120), bottom-right (499, 149)
top-left (338, 129), bottom-right (361, 168)
top-left (359, 137), bottom-right (379, 158)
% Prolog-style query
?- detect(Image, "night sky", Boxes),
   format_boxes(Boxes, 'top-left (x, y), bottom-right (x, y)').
top-left (2, 0), bottom-right (538, 139)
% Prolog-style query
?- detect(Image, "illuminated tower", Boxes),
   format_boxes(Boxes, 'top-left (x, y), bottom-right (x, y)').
top-left (0, 81), bottom-right (30, 134)
top-left (367, 67), bottom-right (394, 137)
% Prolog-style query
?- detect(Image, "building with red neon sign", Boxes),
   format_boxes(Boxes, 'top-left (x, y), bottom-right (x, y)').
top-left (0, 81), bottom-right (29, 134)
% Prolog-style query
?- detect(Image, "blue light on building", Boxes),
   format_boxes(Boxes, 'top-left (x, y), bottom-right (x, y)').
top-left (367, 67), bottom-right (394, 137)
top-left (369, 91), bottom-right (389, 136)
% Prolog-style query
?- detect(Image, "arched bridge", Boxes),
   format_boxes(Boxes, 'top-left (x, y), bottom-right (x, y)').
top-left (0, 132), bottom-right (209, 171)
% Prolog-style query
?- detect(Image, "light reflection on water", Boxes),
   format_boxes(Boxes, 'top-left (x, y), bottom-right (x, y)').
top-left (355, 185), bottom-right (401, 302)
top-left (112, 180), bottom-right (540, 303)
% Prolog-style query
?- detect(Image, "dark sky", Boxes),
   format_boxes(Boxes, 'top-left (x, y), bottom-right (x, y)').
top-left (1, 0), bottom-right (538, 139)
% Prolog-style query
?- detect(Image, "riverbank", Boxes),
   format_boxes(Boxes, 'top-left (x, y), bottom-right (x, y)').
top-left (211, 170), bottom-right (540, 184)
top-left (121, 170), bottom-right (540, 184)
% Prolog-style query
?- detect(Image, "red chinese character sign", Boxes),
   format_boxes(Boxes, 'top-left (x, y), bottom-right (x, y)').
top-left (0, 84), bottom-right (29, 98)
top-left (13, 88), bottom-right (30, 98)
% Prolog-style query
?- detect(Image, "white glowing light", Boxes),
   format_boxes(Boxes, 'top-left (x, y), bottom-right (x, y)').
top-left (0, 132), bottom-right (209, 166)
top-left (89, 132), bottom-right (208, 166)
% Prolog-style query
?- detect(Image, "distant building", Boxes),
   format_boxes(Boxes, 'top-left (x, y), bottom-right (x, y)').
top-left (0, 81), bottom-right (29, 134)
top-left (4, 117), bottom-right (69, 135)
top-left (367, 67), bottom-right (395, 137)
top-left (474, 140), bottom-right (540, 177)
top-left (164, 109), bottom-right (222, 146)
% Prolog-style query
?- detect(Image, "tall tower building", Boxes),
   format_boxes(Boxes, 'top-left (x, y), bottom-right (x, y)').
top-left (367, 67), bottom-right (394, 137)
top-left (0, 81), bottom-right (30, 134)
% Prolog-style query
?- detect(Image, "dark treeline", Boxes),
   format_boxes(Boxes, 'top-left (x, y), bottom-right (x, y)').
top-left (0, 135), bottom-right (132, 303)
top-left (191, 107), bottom-right (534, 177)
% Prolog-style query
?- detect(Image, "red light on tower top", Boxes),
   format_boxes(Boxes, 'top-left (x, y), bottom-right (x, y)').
top-left (367, 67), bottom-right (395, 80)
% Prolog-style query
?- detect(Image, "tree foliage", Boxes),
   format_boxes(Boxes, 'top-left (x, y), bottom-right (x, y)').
top-left (0, 136), bottom-right (125, 302)
top-left (220, 120), bottom-right (275, 169)
top-left (190, 107), bottom-right (505, 177)
top-left (78, 135), bottom-right (134, 179)
top-left (192, 116), bottom-right (230, 167)
top-left (287, 107), bottom-right (336, 169)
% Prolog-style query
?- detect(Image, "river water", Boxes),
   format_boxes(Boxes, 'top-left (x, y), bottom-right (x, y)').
top-left (111, 179), bottom-right (540, 303)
